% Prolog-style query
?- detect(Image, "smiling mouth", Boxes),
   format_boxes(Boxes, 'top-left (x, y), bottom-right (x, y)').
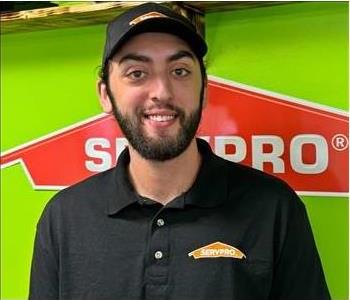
top-left (147, 115), bottom-right (176, 122)
top-left (144, 113), bottom-right (178, 122)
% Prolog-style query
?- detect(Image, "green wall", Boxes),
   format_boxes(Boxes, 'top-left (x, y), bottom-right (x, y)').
top-left (205, 3), bottom-right (348, 299)
top-left (1, 2), bottom-right (348, 299)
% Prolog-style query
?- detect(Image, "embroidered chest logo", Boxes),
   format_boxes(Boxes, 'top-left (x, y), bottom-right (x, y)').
top-left (188, 242), bottom-right (246, 259)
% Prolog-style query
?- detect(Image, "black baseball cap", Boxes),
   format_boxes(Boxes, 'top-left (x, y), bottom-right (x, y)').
top-left (102, 2), bottom-right (207, 68)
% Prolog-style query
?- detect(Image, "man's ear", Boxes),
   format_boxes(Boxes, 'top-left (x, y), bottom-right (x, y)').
top-left (97, 80), bottom-right (113, 113)
top-left (201, 80), bottom-right (208, 109)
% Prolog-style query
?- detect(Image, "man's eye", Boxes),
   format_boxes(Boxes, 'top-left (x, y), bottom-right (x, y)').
top-left (172, 68), bottom-right (190, 77)
top-left (127, 70), bottom-right (146, 80)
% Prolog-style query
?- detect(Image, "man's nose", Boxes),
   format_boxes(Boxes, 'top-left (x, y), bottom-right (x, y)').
top-left (149, 76), bottom-right (173, 103)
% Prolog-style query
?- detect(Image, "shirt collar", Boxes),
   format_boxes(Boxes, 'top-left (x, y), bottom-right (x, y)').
top-left (106, 148), bottom-right (139, 215)
top-left (106, 138), bottom-right (229, 215)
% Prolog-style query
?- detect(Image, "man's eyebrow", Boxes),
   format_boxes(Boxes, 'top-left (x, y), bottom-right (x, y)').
top-left (117, 50), bottom-right (195, 65)
top-left (168, 50), bottom-right (195, 62)
top-left (118, 53), bottom-right (151, 65)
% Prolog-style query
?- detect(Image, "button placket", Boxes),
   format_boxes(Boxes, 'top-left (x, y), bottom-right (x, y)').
top-left (145, 211), bottom-right (170, 286)
top-left (153, 217), bottom-right (166, 262)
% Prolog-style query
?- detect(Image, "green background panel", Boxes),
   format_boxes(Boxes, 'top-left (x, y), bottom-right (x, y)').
top-left (206, 2), bottom-right (349, 109)
top-left (1, 25), bottom-right (105, 151)
top-left (1, 2), bottom-right (348, 299)
top-left (302, 196), bottom-right (348, 300)
top-left (1, 166), bottom-right (56, 298)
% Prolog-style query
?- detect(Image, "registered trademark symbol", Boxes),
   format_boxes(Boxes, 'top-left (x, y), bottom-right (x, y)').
top-left (331, 134), bottom-right (349, 151)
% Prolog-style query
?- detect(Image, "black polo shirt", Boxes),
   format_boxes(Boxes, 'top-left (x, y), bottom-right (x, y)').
top-left (29, 139), bottom-right (330, 300)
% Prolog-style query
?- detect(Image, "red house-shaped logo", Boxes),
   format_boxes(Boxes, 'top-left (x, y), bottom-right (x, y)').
top-left (1, 76), bottom-right (348, 195)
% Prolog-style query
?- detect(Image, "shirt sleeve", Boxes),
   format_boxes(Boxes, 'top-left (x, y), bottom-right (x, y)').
top-left (28, 201), bottom-right (59, 300)
top-left (269, 191), bottom-right (331, 300)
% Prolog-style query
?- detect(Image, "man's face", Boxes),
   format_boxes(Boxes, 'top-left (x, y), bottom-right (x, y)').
top-left (100, 32), bottom-right (204, 161)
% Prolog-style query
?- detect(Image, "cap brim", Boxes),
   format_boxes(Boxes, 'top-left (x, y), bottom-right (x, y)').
top-left (107, 17), bottom-right (207, 63)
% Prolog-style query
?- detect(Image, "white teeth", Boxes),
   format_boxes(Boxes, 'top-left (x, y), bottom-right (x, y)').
top-left (148, 115), bottom-right (175, 122)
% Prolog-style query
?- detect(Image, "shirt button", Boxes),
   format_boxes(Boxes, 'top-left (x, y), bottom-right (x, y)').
top-left (156, 218), bottom-right (165, 227)
top-left (154, 251), bottom-right (163, 260)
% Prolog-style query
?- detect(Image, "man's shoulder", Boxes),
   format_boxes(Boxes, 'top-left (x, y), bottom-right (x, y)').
top-left (43, 167), bottom-right (116, 214)
top-left (214, 155), bottom-right (301, 207)
top-left (215, 154), bottom-right (287, 185)
top-left (59, 167), bottom-right (115, 198)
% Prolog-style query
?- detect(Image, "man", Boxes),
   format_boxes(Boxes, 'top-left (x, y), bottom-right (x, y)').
top-left (29, 3), bottom-right (330, 300)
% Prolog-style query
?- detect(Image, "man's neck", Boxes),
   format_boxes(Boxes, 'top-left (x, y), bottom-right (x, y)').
top-left (128, 139), bottom-right (201, 205)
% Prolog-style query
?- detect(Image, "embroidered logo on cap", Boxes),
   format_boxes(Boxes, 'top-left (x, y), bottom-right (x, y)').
top-left (188, 242), bottom-right (246, 259)
top-left (129, 12), bottom-right (168, 26)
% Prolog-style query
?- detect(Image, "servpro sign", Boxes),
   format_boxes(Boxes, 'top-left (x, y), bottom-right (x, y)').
top-left (1, 76), bottom-right (348, 195)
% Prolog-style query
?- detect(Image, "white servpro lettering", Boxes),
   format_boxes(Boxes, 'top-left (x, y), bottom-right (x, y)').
top-left (290, 134), bottom-right (328, 174)
top-left (84, 135), bottom-right (329, 174)
top-left (215, 136), bottom-right (247, 163)
top-left (85, 137), bottom-right (128, 172)
top-left (115, 138), bottom-right (129, 159)
top-left (213, 135), bottom-right (329, 174)
top-left (252, 135), bottom-right (285, 173)
top-left (85, 138), bottom-right (112, 172)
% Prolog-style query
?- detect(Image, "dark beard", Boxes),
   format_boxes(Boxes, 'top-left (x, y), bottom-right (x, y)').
top-left (106, 87), bottom-right (203, 161)
top-left (113, 101), bottom-right (202, 161)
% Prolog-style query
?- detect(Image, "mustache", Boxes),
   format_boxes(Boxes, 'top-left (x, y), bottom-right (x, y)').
top-left (138, 103), bottom-right (184, 117)
top-left (142, 103), bottom-right (181, 113)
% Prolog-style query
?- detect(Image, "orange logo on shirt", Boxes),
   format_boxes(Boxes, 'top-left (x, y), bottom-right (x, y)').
top-left (188, 242), bottom-right (246, 259)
